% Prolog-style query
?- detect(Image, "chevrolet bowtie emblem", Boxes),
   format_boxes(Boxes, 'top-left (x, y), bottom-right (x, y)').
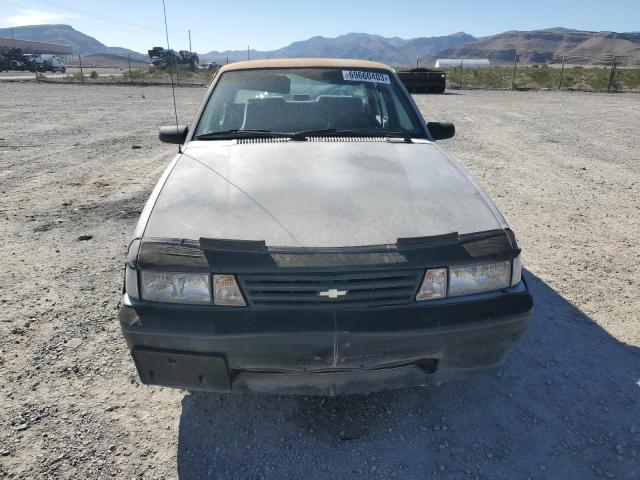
top-left (318, 288), bottom-right (348, 299)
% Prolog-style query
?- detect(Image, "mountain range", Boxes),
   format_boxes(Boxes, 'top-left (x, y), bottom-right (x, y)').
top-left (1, 24), bottom-right (639, 66)
top-left (0, 24), bottom-right (147, 60)
top-left (200, 32), bottom-right (476, 65)
top-left (440, 28), bottom-right (640, 65)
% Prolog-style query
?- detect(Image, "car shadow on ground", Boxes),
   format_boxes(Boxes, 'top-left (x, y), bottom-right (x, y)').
top-left (176, 271), bottom-right (639, 479)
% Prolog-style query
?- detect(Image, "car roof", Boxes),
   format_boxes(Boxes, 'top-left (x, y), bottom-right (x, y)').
top-left (217, 58), bottom-right (394, 73)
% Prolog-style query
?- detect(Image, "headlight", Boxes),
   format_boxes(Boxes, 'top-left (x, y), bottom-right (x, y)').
top-left (140, 270), bottom-right (211, 304)
top-left (448, 261), bottom-right (511, 297)
top-left (416, 268), bottom-right (447, 301)
top-left (213, 274), bottom-right (246, 306)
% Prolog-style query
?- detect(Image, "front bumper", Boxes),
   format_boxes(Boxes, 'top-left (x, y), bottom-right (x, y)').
top-left (119, 281), bottom-right (533, 395)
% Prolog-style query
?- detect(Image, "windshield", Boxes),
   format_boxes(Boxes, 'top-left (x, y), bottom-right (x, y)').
top-left (194, 68), bottom-right (426, 138)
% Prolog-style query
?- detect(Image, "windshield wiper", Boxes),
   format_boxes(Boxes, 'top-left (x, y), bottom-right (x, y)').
top-left (290, 128), bottom-right (414, 142)
top-left (196, 128), bottom-right (418, 142)
top-left (195, 129), bottom-right (291, 140)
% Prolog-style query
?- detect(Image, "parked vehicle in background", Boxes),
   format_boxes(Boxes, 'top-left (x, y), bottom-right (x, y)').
top-left (22, 54), bottom-right (46, 72)
top-left (148, 46), bottom-right (199, 70)
top-left (2, 48), bottom-right (33, 71)
top-left (397, 68), bottom-right (447, 93)
top-left (20, 53), bottom-right (66, 73)
top-left (8, 59), bottom-right (26, 71)
top-left (200, 62), bottom-right (219, 71)
top-left (41, 54), bottom-right (66, 73)
top-left (179, 50), bottom-right (199, 70)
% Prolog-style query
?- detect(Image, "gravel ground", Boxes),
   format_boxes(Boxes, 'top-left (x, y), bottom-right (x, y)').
top-left (0, 83), bottom-right (638, 479)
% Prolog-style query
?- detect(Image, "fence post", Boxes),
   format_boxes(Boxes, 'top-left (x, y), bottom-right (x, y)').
top-left (458, 56), bottom-right (464, 89)
top-left (78, 54), bottom-right (84, 85)
top-left (128, 55), bottom-right (133, 84)
top-left (511, 51), bottom-right (517, 90)
top-left (607, 57), bottom-right (617, 92)
top-left (558, 56), bottom-right (565, 90)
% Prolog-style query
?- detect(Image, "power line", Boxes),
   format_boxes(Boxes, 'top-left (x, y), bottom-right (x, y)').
top-left (26, 0), bottom-right (167, 33)
top-left (0, 0), bottom-right (214, 53)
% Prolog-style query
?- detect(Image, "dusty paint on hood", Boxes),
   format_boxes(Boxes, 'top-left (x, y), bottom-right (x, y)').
top-left (142, 140), bottom-right (504, 247)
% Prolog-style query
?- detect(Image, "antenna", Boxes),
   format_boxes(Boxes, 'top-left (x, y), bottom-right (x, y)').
top-left (162, 0), bottom-right (180, 150)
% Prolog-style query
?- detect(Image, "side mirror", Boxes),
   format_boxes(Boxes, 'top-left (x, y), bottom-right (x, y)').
top-left (427, 122), bottom-right (455, 140)
top-left (159, 125), bottom-right (189, 144)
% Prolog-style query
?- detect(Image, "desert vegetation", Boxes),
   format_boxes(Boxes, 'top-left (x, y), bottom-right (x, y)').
top-left (437, 65), bottom-right (640, 92)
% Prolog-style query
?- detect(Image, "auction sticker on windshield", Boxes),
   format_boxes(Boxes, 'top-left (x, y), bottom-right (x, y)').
top-left (342, 70), bottom-right (391, 84)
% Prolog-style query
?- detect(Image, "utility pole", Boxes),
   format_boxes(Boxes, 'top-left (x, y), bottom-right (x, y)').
top-left (558, 55), bottom-right (565, 90)
top-left (78, 53), bottom-right (84, 85)
top-left (247, 46), bottom-right (250, 60)
top-left (511, 51), bottom-right (517, 90)
top-left (458, 56), bottom-right (464, 89)
top-left (128, 54), bottom-right (133, 84)
top-left (607, 57), bottom-right (617, 92)
top-left (188, 30), bottom-right (195, 72)
top-left (416, 56), bottom-right (419, 69)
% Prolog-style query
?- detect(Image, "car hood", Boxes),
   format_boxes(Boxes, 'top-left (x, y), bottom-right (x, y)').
top-left (142, 139), bottom-right (505, 248)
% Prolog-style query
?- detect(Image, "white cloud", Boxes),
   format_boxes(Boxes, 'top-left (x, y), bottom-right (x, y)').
top-left (2, 8), bottom-right (79, 27)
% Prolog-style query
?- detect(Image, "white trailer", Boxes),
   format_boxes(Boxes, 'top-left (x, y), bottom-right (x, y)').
top-left (435, 58), bottom-right (491, 69)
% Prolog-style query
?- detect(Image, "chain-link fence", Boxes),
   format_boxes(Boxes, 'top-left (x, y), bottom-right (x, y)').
top-left (437, 54), bottom-right (640, 93)
top-left (2, 53), bottom-right (640, 92)
top-left (0, 53), bottom-right (214, 87)
top-left (41, 62), bottom-right (214, 87)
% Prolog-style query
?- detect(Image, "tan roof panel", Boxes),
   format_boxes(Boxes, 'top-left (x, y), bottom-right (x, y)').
top-left (218, 58), bottom-right (394, 73)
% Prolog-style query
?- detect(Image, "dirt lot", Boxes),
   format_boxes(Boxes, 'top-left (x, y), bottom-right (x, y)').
top-left (0, 84), bottom-right (638, 479)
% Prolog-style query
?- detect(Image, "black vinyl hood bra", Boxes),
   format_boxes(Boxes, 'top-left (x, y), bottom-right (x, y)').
top-left (133, 229), bottom-right (519, 273)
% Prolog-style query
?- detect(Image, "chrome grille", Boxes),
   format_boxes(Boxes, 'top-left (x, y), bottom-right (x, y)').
top-left (238, 269), bottom-right (422, 308)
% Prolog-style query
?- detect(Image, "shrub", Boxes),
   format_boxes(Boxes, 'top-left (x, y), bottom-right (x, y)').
top-left (128, 69), bottom-right (146, 80)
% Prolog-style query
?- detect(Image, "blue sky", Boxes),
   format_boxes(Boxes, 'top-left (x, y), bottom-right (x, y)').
top-left (0, 0), bottom-right (639, 53)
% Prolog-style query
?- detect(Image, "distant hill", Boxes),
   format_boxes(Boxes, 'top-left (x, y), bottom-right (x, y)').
top-left (0, 24), bottom-right (146, 60)
top-left (439, 28), bottom-right (640, 66)
top-left (201, 32), bottom-right (476, 66)
top-left (3, 24), bottom-right (639, 68)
